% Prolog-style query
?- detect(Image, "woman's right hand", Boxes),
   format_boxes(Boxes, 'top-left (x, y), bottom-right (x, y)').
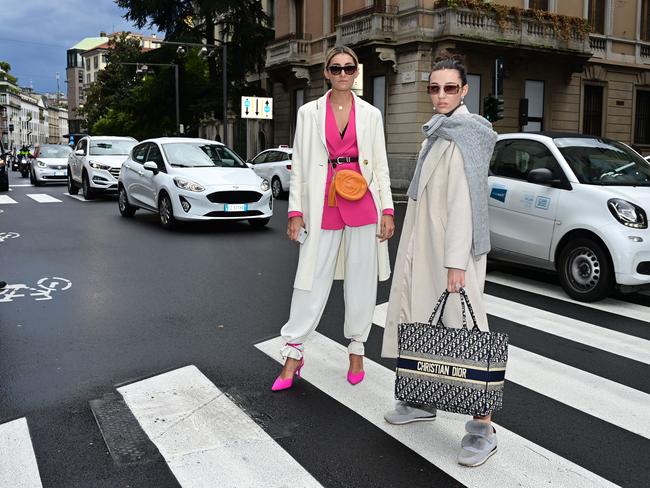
top-left (287, 216), bottom-right (305, 241)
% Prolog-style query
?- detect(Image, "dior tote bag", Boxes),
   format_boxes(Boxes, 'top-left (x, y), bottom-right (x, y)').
top-left (395, 289), bottom-right (508, 417)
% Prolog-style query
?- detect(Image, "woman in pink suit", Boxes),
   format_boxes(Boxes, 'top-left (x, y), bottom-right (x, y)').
top-left (271, 46), bottom-right (395, 391)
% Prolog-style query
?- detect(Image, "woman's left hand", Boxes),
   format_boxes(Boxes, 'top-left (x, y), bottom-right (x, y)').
top-left (447, 268), bottom-right (466, 293)
top-left (378, 215), bottom-right (395, 242)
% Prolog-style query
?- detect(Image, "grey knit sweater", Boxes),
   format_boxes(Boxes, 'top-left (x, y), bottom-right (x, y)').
top-left (407, 105), bottom-right (497, 258)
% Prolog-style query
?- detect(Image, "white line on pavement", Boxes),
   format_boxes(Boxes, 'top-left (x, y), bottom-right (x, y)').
top-left (256, 334), bottom-right (617, 488)
top-left (62, 193), bottom-right (90, 202)
top-left (118, 365), bottom-right (323, 488)
top-left (9, 184), bottom-right (34, 188)
top-left (0, 418), bottom-right (43, 488)
top-left (26, 194), bottom-right (62, 203)
top-left (484, 294), bottom-right (650, 365)
top-left (0, 196), bottom-right (18, 204)
top-left (373, 302), bottom-right (650, 440)
top-left (486, 271), bottom-right (650, 322)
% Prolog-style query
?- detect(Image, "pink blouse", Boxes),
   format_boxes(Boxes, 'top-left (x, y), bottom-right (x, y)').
top-left (288, 93), bottom-right (393, 228)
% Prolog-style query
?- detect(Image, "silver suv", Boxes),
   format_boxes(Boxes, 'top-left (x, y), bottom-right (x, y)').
top-left (67, 136), bottom-right (137, 199)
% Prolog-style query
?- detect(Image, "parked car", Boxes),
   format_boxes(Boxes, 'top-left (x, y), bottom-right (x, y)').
top-left (30, 144), bottom-right (73, 186)
top-left (68, 136), bottom-right (137, 199)
top-left (118, 138), bottom-right (272, 229)
top-left (0, 139), bottom-right (8, 192)
top-left (248, 146), bottom-right (292, 199)
top-left (488, 132), bottom-right (650, 302)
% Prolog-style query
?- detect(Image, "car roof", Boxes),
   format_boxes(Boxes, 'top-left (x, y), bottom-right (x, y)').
top-left (498, 131), bottom-right (618, 144)
top-left (142, 137), bottom-right (225, 145)
top-left (86, 136), bottom-right (137, 141)
top-left (261, 147), bottom-right (292, 153)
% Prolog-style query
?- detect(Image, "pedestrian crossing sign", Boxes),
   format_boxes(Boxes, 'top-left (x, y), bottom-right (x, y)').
top-left (241, 96), bottom-right (273, 120)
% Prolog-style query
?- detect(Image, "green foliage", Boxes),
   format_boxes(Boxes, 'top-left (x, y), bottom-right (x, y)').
top-left (0, 61), bottom-right (18, 84)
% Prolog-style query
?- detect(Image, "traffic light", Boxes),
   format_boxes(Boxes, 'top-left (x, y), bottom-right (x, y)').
top-left (482, 95), bottom-right (504, 123)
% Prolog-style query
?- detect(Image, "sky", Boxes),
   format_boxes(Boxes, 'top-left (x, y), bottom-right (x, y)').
top-left (0, 0), bottom-right (159, 94)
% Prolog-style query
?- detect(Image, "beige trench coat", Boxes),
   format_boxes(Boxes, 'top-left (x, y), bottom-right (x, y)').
top-left (381, 136), bottom-right (489, 358)
top-left (288, 90), bottom-right (394, 291)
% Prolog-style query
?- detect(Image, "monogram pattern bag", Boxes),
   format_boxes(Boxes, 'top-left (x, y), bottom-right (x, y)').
top-left (395, 289), bottom-right (508, 417)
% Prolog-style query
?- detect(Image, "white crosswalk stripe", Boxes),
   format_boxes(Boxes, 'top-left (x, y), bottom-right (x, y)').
top-left (25, 194), bottom-right (62, 203)
top-left (118, 365), bottom-right (323, 488)
top-left (255, 334), bottom-right (617, 488)
top-left (0, 196), bottom-right (18, 204)
top-left (487, 271), bottom-right (650, 322)
top-left (0, 418), bottom-right (43, 488)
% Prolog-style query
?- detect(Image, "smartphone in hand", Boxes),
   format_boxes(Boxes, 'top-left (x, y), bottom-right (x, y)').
top-left (297, 227), bottom-right (308, 244)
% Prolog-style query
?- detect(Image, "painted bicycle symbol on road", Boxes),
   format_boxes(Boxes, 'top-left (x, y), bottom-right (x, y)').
top-left (0, 276), bottom-right (72, 303)
top-left (0, 232), bottom-right (20, 243)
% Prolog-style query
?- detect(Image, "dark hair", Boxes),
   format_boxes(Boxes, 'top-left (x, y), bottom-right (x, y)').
top-left (431, 50), bottom-right (467, 86)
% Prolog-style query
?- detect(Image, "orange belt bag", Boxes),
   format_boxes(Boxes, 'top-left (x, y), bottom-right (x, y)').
top-left (328, 169), bottom-right (368, 206)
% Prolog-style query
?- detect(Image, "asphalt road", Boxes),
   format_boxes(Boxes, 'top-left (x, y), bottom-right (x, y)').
top-left (1, 176), bottom-right (649, 488)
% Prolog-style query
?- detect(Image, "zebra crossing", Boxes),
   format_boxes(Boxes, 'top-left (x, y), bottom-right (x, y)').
top-left (0, 194), bottom-right (63, 204)
top-left (1, 273), bottom-right (648, 487)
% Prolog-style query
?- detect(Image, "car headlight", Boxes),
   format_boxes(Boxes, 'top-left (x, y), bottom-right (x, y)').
top-left (37, 160), bottom-right (47, 168)
top-left (89, 161), bottom-right (111, 170)
top-left (173, 177), bottom-right (205, 192)
top-left (260, 179), bottom-right (270, 192)
top-left (607, 198), bottom-right (648, 229)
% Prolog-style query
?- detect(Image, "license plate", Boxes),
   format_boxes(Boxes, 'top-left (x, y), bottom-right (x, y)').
top-left (224, 203), bottom-right (248, 212)
top-left (54, 171), bottom-right (66, 176)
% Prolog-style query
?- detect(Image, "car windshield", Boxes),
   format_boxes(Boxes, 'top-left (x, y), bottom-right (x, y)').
top-left (555, 137), bottom-right (650, 186)
top-left (162, 142), bottom-right (248, 168)
top-left (38, 145), bottom-right (72, 158)
top-left (89, 140), bottom-right (136, 156)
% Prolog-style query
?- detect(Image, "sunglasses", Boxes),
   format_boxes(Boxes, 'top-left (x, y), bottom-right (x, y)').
top-left (327, 64), bottom-right (357, 76)
top-left (427, 84), bottom-right (461, 95)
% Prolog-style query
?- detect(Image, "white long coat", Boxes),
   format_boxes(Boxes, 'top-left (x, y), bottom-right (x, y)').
top-left (381, 133), bottom-right (489, 358)
top-left (288, 91), bottom-right (394, 291)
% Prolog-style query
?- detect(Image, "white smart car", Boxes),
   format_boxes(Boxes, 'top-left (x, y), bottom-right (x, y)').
top-left (488, 132), bottom-right (650, 302)
top-left (68, 136), bottom-right (137, 199)
top-left (30, 144), bottom-right (72, 186)
top-left (117, 138), bottom-right (272, 229)
top-left (248, 146), bottom-right (292, 199)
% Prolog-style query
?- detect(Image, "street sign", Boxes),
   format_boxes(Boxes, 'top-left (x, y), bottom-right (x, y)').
top-left (241, 96), bottom-right (273, 120)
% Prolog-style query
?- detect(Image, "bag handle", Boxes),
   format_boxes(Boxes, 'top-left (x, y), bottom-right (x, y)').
top-left (427, 288), bottom-right (480, 331)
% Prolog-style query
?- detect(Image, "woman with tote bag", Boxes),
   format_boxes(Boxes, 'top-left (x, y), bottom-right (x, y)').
top-left (381, 52), bottom-right (499, 467)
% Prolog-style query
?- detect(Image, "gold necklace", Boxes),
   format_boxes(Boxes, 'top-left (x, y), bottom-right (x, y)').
top-left (338, 105), bottom-right (343, 111)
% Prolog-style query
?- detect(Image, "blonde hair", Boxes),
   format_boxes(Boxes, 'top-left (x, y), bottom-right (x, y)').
top-left (324, 45), bottom-right (359, 68)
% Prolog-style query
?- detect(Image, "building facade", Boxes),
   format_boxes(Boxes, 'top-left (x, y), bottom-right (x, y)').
top-left (265, 0), bottom-right (650, 189)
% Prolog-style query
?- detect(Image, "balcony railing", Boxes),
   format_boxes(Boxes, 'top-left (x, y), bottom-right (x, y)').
top-left (337, 5), bottom-right (398, 46)
top-left (589, 35), bottom-right (607, 58)
top-left (266, 33), bottom-right (312, 68)
top-left (433, 7), bottom-right (591, 55)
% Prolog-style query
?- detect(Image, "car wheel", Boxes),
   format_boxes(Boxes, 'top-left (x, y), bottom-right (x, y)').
top-left (118, 186), bottom-right (136, 217)
top-left (271, 177), bottom-right (283, 199)
top-left (158, 192), bottom-right (176, 229)
top-left (249, 217), bottom-right (270, 228)
top-left (82, 171), bottom-right (95, 200)
top-left (67, 169), bottom-right (79, 195)
top-left (558, 237), bottom-right (614, 302)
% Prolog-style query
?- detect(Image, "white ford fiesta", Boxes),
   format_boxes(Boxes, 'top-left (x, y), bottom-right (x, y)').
top-left (118, 138), bottom-right (273, 229)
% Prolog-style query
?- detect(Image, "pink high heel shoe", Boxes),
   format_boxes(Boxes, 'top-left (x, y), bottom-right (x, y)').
top-left (271, 357), bottom-right (304, 391)
top-left (347, 370), bottom-right (365, 385)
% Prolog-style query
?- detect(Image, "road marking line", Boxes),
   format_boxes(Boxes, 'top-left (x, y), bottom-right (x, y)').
top-left (8, 184), bottom-right (34, 188)
top-left (374, 302), bottom-right (650, 440)
top-left (487, 271), bottom-right (650, 322)
top-left (0, 196), bottom-right (18, 204)
top-left (26, 194), bottom-right (62, 203)
top-left (0, 418), bottom-right (43, 488)
top-left (256, 335), bottom-right (617, 488)
top-left (484, 294), bottom-right (650, 365)
top-left (118, 365), bottom-right (323, 488)
top-left (62, 193), bottom-right (89, 202)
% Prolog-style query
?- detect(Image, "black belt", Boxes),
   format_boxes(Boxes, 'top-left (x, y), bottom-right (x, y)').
top-left (329, 157), bottom-right (358, 166)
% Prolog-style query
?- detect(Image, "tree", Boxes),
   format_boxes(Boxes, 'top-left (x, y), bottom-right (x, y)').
top-left (116, 0), bottom-right (273, 117)
top-left (0, 61), bottom-right (18, 85)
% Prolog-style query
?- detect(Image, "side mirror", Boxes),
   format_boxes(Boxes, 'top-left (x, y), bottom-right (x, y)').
top-left (527, 168), bottom-right (555, 185)
top-left (246, 162), bottom-right (253, 169)
top-left (74, 149), bottom-right (84, 156)
top-left (143, 161), bottom-right (159, 174)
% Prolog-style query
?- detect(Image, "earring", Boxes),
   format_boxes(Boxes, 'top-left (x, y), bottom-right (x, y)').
top-left (460, 97), bottom-right (465, 105)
